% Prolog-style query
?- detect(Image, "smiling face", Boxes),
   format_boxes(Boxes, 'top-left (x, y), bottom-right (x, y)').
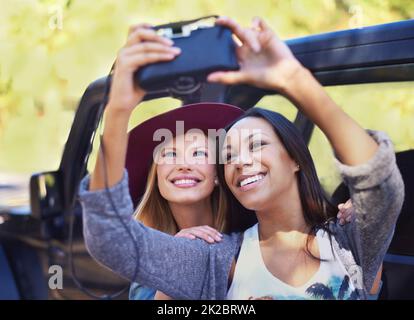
top-left (156, 131), bottom-right (217, 205)
top-left (222, 117), bottom-right (299, 212)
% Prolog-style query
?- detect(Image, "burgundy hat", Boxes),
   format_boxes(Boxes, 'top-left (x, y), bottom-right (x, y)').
top-left (125, 102), bottom-right (244, 207)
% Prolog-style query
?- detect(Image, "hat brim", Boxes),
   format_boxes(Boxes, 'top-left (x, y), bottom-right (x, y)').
top-left (125, 102), bottom-right (244, 207)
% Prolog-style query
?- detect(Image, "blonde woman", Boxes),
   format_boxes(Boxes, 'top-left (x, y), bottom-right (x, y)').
top-left (125, 102), bottom-right (245, 300)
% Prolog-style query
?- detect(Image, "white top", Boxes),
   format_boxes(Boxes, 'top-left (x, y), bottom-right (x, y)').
top-left (227, 223), bottom-right (358, 300)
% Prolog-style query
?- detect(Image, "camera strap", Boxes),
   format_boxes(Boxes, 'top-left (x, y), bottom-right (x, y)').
top-left (153, 14), bottom-right (218, 30)
top-left (154, 15), bottom-right (219, 38)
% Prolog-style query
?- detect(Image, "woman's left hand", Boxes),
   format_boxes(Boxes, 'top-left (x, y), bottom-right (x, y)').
top-left (337, 199), bottom-right (355, 225)
top-left (207, 16), bottom-right (303, 92)
top-left (174, 225), bottom-right (223, 244)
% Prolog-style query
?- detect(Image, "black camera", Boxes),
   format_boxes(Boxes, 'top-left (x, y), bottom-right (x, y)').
top-left (134, 16), bottom-right (239, 94)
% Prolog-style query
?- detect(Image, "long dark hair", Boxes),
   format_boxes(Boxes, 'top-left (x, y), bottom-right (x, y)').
top-left (217, 107), bottom-right (337, 259)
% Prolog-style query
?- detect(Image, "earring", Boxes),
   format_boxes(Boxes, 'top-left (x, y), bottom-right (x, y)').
top-left (296, 164), bottom-right (300, 170)
top-left (214, 178), bottom-right (219, 186)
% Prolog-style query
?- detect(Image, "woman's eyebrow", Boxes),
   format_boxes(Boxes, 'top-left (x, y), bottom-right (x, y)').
top-left (188, 143), bottom-right (209, 150)
top-left (222, 132), bottom-right (268, 150)
top-left (192, 144), bottom-right (208, 148)
top-left (161, 146), bottom-right (176, 152)
top-left (246, 132), bottom-right (267, 141)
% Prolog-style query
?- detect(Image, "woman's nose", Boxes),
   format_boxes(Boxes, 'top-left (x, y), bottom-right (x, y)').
top-left (177, 162), bottom-right (193, 172)
top-left (235, 151), bottom-right (254, 169)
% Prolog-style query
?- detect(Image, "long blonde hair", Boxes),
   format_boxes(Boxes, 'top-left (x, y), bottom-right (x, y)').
top-left (133, 161), bottom-right (229, 235)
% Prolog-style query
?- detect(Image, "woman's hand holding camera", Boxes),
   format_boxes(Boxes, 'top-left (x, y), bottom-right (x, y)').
top-left (91, 24), bottom-right (180, 191)
top-left (207, 16), bottom-right (304, 94)
top-left (107, 23), bottom-right (181, 115)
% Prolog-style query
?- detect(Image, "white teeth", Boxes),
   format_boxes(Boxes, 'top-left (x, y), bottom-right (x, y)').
top-left (239, 174), bottom-right (265, 187)
top-left (174, 179), bottom-right (198, 185)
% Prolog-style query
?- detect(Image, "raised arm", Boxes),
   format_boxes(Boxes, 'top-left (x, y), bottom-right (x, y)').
top-left (279, 68), bottom-right (379, 165)
top-left (90, 23), bottom-right (180, 191)
top-left (208, 16), bottom-right (404, 292)
top-left (208, 16), bottom-right (377, 164)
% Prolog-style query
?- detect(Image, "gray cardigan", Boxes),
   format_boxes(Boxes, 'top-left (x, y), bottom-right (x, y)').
top-left (78, 130), bottom-right (404, 299)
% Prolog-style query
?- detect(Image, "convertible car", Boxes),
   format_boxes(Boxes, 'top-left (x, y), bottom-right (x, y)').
top-left (1, 18), bottom-right (413, 300)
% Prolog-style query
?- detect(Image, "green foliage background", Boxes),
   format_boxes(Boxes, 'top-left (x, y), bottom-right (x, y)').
top-left (0, 0), bottom-right (413, 193)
